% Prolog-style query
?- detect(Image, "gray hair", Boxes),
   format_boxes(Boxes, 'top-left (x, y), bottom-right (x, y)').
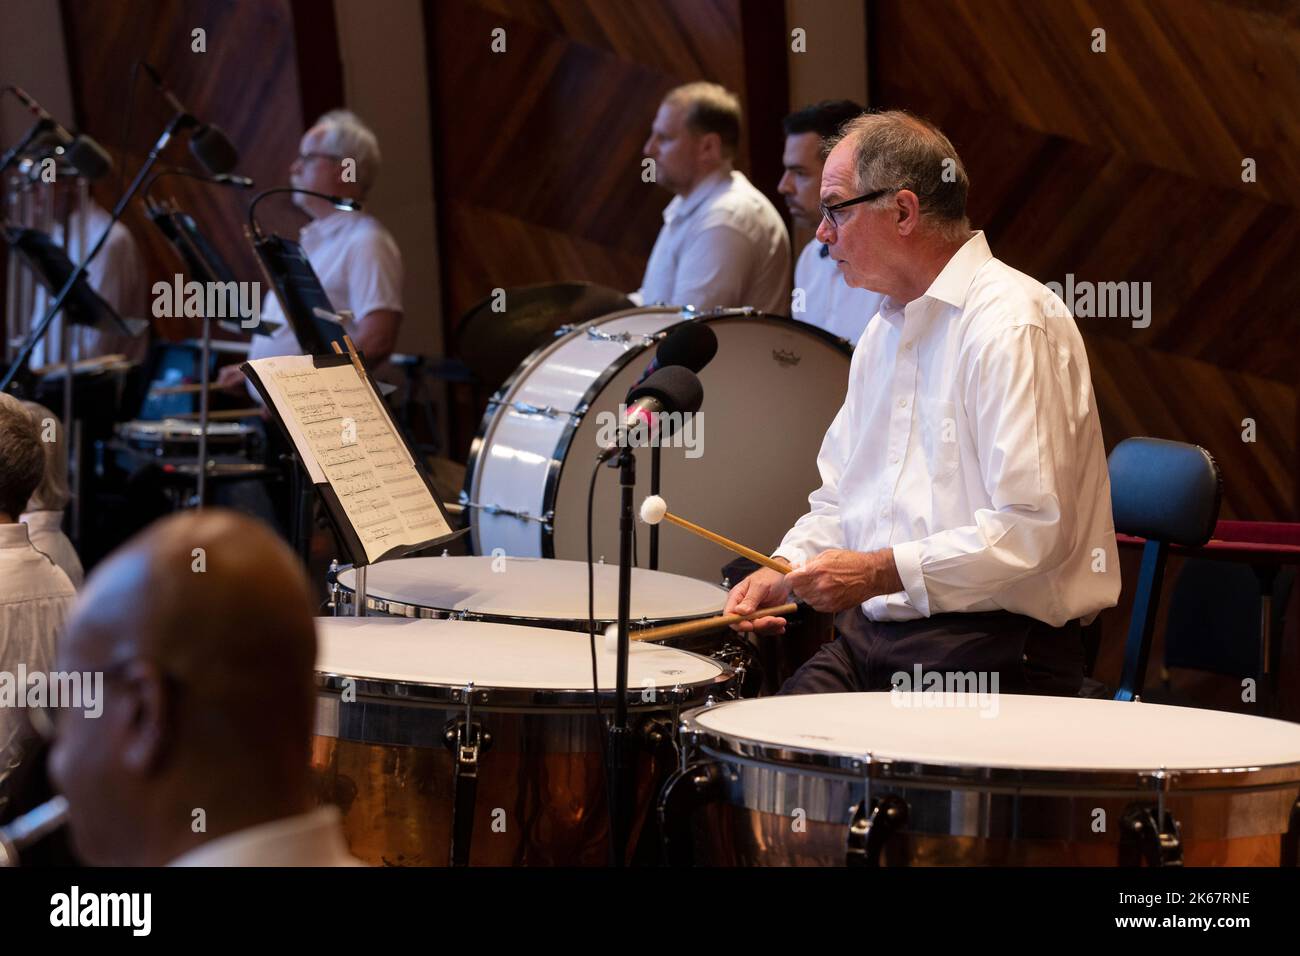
top-left (0, 392), bottom-right (44, 519)
top-left (829, 110), bottom-right (972, 242)
top-left (22, 401), bottom-right (70, 512)
top-left (313, 109), bottom-right (381, 195)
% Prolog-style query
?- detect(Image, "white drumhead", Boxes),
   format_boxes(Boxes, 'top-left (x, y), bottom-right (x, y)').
top-left (690, 693), bottom-right (1300, 773)
top-left (315, 616), bottom-right (725, 690)
top-left (337, 556), bottom-right (726, 621)
top-left (552, 314), bottom-right (851, 582)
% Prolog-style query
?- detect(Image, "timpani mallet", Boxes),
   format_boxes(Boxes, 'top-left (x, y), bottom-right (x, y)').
top-left (638, 495), bottom-right (792, 574)
top-left (603, 603), bottom-right (799, 649)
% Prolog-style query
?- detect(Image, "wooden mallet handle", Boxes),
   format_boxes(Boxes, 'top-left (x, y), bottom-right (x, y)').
top-left (630, 603), bottom-right (799, 643)
top-left (659, 511), bottom-right (792, 574)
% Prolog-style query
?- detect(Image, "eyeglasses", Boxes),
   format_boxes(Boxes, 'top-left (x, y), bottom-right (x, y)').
top-left (819, 187), bottom-right (895, 229)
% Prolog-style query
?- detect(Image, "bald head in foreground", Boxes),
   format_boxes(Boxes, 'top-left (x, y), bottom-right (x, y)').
top-left (49, 509), bottom-right (361, 866)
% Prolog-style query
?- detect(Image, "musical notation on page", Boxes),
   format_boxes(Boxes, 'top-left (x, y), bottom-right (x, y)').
top-left (246, 354), bottom-right (452, 562)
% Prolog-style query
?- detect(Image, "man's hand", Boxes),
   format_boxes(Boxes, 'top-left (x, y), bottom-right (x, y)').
top-left (214, 364), bottom-right (247, 393)
top-left (784, 548), bottom-right (902, 613)
top-left (725, 567), bottom-right (793, 635)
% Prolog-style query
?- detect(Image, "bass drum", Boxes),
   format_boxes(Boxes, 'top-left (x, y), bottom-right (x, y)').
top-left (462, 307), bottom-right (852, 584)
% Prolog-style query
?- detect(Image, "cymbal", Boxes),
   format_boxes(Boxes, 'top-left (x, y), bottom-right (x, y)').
top-left (454, 282), bottom-right (632, 391)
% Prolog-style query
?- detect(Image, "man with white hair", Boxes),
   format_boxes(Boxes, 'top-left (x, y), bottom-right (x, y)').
top-left (634, 82), bottom-right (789, 314)
top-left (725, 111), bottom-right (1119, 696)
top-left (218, 109), bottom-right (402, 387)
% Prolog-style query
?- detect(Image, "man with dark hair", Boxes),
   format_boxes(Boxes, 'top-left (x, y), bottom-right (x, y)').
top-left (779, 100), bottom-right (885, 344)
top-left (0, 392), bottom-right (76, 813)
top-left (727, 111), bottom-right (1119, 697)
top-left (635, 82), bottom-right (790, 314)
top-left (47, 509), bottom-right (361, 866)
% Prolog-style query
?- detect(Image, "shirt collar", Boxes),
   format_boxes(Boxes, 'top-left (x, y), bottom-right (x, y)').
top-left (922, 230), bottom-right (992, 308)
top-left (878, 230), bottom-right (992, 318)
top-left (302, 209), bottom-right (360, 242)
top-left (21, 511), bottom-right (63, 532)
top-left (664, 167), bottom-right (733, 224)
top-left (166, 807), bottom-right (356, 867)
top-left (0, 522), bottom-right (32, 550)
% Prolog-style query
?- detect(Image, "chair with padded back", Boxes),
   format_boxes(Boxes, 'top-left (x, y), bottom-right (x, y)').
top-left (1106, 437), bottom-right (1222, 701)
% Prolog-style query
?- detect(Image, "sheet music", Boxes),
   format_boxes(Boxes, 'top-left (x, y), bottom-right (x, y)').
top-left (247, 354), bottom-right (451, 563)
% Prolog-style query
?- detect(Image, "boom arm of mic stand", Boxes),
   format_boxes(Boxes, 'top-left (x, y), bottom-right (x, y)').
top-left (0, 110), bottom-right (191, 393)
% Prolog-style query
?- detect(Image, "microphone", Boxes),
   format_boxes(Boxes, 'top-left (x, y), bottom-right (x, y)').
top-left (139, 63), bottom-right (239, 175)
top-left (629, 322), bottom-right (718, 393)
top-left (5, 86), bottom-right (112, 180)
top-left (600, 365), bottom-right (703, 461)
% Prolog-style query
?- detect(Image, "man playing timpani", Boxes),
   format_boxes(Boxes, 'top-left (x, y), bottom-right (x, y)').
top-left (725, 111), bottom-right (1120, 697)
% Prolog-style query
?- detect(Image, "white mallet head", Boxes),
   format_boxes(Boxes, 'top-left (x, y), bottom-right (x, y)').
top-left (604, 623), bottom-right (619, 651)
top-left (640, 494), bottom-right (668, 525)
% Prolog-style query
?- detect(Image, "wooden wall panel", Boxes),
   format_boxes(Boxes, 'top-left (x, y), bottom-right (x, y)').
top-left (870, 0), bottom-right (1300, 520)
top-left (59, 0), bottom-right (308, 340)
top-left (426, 0), bottom-right (757, 327)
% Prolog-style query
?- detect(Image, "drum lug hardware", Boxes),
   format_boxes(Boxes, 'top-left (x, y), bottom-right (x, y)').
top-left (442, 683), bottom-right (492, 867)
top-left (1283, 795), bottom-right (1300, 867)
top-left (658, 760), bottom-right (726, 866)
top-left (1119, 805), bottom-right (1183, 867)
top-left (485, 399), bottom-right (583, 421)
top-left (846, 795), bottom-right (910, 867)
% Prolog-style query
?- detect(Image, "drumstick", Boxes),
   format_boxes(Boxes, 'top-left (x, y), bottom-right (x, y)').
top-left (639, 496), bottom-right (792, 574)
top-left (622, 603), bottom-right (799, 644)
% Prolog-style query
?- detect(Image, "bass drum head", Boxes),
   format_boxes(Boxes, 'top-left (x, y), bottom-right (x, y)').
top-left (553, 314), bottom-right (851, 583)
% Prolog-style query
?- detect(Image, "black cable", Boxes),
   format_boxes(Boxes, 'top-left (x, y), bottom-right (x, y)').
top-left (586, 454), bottom-right (611, 804)
top-left (116, 60), bottom-right (144, 202)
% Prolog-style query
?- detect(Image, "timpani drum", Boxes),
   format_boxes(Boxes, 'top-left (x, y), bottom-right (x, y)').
top-left (333, 555), bottom-right (726, 633)
top-left (311, 617), bottom-right (734, 866)
top-left (661, 693), bottom-right (1300, 866)
top-left (117, 418), bottom-right (254, 458)
top-left (331, 556), bottom-right (788, 692)
top-left (462, 307), bottom-right (852, 583)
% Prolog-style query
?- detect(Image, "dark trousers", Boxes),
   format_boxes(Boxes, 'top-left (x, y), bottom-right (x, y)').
top-left (780, 609), bottom-right (1085, 697)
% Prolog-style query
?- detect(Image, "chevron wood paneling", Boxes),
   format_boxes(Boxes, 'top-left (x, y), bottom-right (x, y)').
top-left (425, 0), bottom-right (761, 452)
top-left (871, 0), bottom-right (1300, 521)
top-left (426, 0), bottom-right (750, 326)
top-left (58, 0), bottom-right (308, 341)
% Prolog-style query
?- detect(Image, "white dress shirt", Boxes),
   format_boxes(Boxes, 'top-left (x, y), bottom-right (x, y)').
top-left (248, 210), bottom-right (403, 364)
top-left (21, 509), bottom-right (84, 589)
top-left (28, 202), bottom-right (149, 366)
top-left (166, 806), bottom-right (366, 867)
top-left (0, 522), bottom-right (76, 791)
top-left (791, 238), bottom-right (886, 345)
top-left (634, 168), bottom-right (790, 315)
top-left (774, 232), bottom-right (1120, 627)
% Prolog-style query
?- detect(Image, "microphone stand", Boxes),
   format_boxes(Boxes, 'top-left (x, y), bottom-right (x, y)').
top-left (648, 444), bottom-right (661, 570)
top-left (608, 442), bottom-right (637, 867)
top-left (0, 109), bottom-right (196, 393)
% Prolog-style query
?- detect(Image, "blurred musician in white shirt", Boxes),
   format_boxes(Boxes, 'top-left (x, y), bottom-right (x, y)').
top-left (216, 109), bottom-right (402, 391)
top-left (778, 101), bottom-right (885, 345)
top-left (27, 185), bottom-right (149, 367)
top-left (634, 82), bottom-right (790, 315)
top-left (20, 401), bottom-right (84, 589)
top-left (725, 111), bottom-right (1119, 696)
top-left (47, 509), bottom-right (362, 866)
top-left (0, 393), bottom-right (76, 810)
